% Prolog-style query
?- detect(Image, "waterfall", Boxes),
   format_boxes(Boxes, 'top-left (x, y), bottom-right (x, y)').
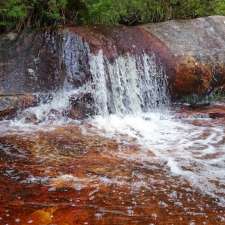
top-left (89, 51), bottom-right (169, 116)
top-left (14, 33), bottom-right (169, 124)
top-left (63, 33), bottom-right (169, 117)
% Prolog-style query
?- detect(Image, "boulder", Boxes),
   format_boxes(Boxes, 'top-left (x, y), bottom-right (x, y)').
top-left (143, 16), bottom-right (225, 99)
top-left (0, 30), bottom-right (65, 95)
top-left (1, 16), bottom-right (225, 119)
top-left (0, 94), bottom-right (37, 120)
top-left (68, 92), bottom-right (94, 119)
top-left (65, 16), bottom-right (225, 100)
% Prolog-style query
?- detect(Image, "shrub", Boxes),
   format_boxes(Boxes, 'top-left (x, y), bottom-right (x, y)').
top-left (214, 0), bottom-right (225, 15)
top-left (82, 0), bottom-right (225, 25)
top-left (0, 0), bottom-right (225, 31)
top-left (82, 0), bottom-right (170, 25)
top-left (0, 0), bottom-right (84, 31)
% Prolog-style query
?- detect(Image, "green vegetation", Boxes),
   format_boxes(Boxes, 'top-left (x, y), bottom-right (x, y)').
top-left (1, 0), bottom-right (225, 31)
top-left (0, 0), bottom-right (85, 31)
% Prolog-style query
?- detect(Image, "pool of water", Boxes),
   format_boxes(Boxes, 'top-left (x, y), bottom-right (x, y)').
top-left (0, 105), bottom-right (225, 224)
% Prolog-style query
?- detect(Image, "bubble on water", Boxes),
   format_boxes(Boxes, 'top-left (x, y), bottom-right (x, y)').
top-left (151, 213), bottom-right (157, 219)
top-left (127, 207), bottom-right (134, 216)
top-left (189, 222), bottom-right (196, 225)
top-left (49, 174), bottom-right (92, 191)
top-left (89, 195), bottom-right (95, 201)
top-left (169, 191), bottom-right (177, 199)
top-left (15, 218), bottom-right (21, 223)
top-left (217, 215), bottom-right (225, 222)
top-left (95, 212), bottom-right (103, 220)
top-left (48, 187), bottom-right (56, 192)
top-left (159, 201), bottom-right (168, 208)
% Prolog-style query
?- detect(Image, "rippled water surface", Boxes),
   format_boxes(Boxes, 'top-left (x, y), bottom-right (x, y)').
top-left (0, 106), bottom-right (225, 225)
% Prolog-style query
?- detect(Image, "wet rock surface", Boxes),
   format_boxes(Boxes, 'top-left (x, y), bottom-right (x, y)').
top-left (64, 16), bottom-right (225, 100)
top-left (0, 94), bottom-right (37, 120)
top-left (1, 16), bottom-right (225, 118)
top-left (143, 16), bottom-right (225, 99)
top-left (0, 30), bottom-right (65, 94)
top-left (68, 93), bottom-right (94, 119)
top-left (178, 103), bottom-right (225, 120)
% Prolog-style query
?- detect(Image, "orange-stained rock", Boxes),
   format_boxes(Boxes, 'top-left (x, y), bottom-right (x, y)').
top-left (143, 16), bottom-right (225, 99)
top-left (64, 16), bottom-right (225, 100)
top-left (178, 103), bottom-right (225, 120)
top-left (23, 208), bottom-right (56, 225)
top-left (173, 56), bottom-right (212, 96)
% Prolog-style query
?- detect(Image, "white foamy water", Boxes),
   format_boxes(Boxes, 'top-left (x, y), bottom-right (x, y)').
top-left (7, 87), bottom-right (84, 130)
top-left (89, 112), bottom-right (225, 205)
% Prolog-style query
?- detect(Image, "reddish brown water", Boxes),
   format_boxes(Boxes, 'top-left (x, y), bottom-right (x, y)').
top-left (0, 106), bottom-right (225, 225)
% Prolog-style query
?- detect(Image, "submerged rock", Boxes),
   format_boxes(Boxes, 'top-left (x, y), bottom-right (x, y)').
top-left (0, 94), bottom-right (37, 120)
top-left (0, 124), bottom-right (225, 224)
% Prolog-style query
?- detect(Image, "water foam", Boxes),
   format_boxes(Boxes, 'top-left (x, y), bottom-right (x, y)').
top-left (89, 112), bottom-right (225, 205)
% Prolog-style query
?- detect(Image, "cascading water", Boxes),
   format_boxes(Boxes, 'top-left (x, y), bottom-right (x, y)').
top-left (89, 51), bottom-right (169, 115)
top-left (13, 32), bottom-right (169, 124)
top-left (62, 33), bottom-right (169, 116)
top-left (2, 33), bottom-right (225, 207)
